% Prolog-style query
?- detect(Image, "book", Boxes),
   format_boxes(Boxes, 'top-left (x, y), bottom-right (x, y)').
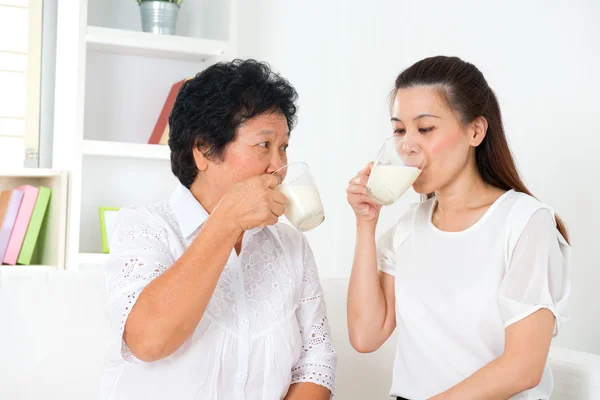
top-left (0, 190), bottom-right (11, 227)
top-left (3, 185), bottom-right (39, 265)
top-left (0, 189), bottom-right (24, 263)
top-left (148, 78), bottom-right (187, 145)
top-left (17, 186), bottom-right (51, 265)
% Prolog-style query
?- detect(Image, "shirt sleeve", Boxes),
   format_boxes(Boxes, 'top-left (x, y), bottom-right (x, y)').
top-left (498, 208), bottom-right (571, 336)
top-left (291, 235), bottom-right (337, 394)
top-left (376, 226), bottom-right (397, 276)
top-left (104, 207), bottom-right (176, 363)
top-left (376, 202), bottom-right (420, 276)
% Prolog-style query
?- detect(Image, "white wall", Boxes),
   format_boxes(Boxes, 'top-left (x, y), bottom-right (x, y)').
top-left (237, 0), bottom-right (600, 354)
top-left (1, 2), bottom-right (599, 399)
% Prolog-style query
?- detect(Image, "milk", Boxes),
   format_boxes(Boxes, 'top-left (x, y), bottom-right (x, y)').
top-left (276, 184), bottom-right (325, 231)
top-left (367, 165), bottom-right (422, 205)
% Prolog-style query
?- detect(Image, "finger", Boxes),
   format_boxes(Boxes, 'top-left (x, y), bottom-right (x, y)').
top-left (267, 211), bottom-right (280, 226)
top-left (351, 164), bottom-right (374, 183)
top-left (271, 190), bottom-right (287, 205)
top-left (270, 200), bottom-right (286, 217)
top-left (262, 174), bottom-right (281, 189)
top-left (355, 202), bottom-right (372, 215)
top-left (348, 193), bottom-right (378, 206)
top-left (346, 183), bottom-right (368, 195)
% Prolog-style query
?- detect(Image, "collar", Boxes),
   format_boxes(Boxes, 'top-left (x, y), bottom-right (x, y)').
top-left (169, 183), bottom-right (210, 238)
top-left (169, 183), bottom-right (283, 243)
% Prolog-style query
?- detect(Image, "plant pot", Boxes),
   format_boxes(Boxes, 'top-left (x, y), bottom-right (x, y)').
top-left (139, 1), bottom-right (180, 35)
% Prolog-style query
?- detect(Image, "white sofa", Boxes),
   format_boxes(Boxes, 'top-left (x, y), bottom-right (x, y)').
top-left (323, 278), bottom-right (600, 400)
top-left (0, 271), bottom-right (598, 399)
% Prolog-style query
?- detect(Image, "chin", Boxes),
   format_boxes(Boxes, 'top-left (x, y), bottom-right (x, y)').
top-left (412, 180), bottom-right (430, 196)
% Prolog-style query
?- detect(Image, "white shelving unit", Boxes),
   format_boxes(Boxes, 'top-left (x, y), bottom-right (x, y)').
top-left (52, 0), bottom-right (238, 269)
top-left (0, 169), bottom-right (68, 270)
top-left (82, 139), bottom-right (170, 160)
top-left (87, 26), bottom-right (229, 62)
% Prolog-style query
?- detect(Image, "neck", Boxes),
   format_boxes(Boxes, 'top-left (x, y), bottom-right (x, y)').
top-left (434, 161), bottom-right (491, 214)
top-left (189, 177), bottom-right (222, 215)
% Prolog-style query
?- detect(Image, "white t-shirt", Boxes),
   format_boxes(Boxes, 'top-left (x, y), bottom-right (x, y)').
top-left (101, 184), bottom-right (336, 400)
top-left (377, 190), bottom-right (570, 400)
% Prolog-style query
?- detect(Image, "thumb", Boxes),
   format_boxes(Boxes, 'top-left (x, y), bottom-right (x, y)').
top-left (262, 173), bottom-right (281, 189)
top-left (360, 162), bottom-right (375, 176)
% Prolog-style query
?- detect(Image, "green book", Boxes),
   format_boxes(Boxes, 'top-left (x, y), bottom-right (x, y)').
top-left (17, 187), bottom-right (51, 265)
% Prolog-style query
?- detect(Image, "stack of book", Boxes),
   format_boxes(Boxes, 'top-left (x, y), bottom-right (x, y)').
top-left (0, 185), bottom-right (52, 266)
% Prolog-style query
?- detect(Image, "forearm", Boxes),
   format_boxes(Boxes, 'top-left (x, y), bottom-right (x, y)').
top-left (430, 354), bottom-right (538, 400)
top-left (284, 383), bottom-right (331, 400)
top-left (124, 209), bottom-right (241, 361)
top-left (347, 220), bottom-right (389, 351)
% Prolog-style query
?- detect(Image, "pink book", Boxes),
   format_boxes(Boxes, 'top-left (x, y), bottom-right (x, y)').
top-left (3, 185), bottom-right (39, 265)
top-left (0, 189), bottom-right (24, 262)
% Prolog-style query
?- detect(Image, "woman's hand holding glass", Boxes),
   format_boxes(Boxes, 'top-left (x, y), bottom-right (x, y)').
top-left (215, 174), bottom-right (287, 232)
top-left (346, 162), bottom-right (383, 223)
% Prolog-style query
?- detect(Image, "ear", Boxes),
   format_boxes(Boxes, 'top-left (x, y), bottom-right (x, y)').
top-left (192, 146), bottom-right (209, 172)
top-left (469, 116), bottom-right (488, 147)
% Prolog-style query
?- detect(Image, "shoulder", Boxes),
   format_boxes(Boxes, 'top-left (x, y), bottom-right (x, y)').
top-left (116, 201), bottom-right (175, 229)
top-left (504, 191), bottom-right (569, 261)
top-left (111, 201), bottom-right (176, 250)
top-left (505, 191), bottom-right (555, 236)
top-left (392, 199), bottom-right (431, 231)
top-left (388, 199), bottom-right (433, 248)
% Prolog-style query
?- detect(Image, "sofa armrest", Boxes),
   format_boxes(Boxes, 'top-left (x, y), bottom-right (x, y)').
top-left (548, 346), bottom-right (600, 400)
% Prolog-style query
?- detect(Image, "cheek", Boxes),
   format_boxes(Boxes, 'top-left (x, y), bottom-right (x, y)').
top-left (415, 131), bottom-right (469, 192)
top-left (226, 151), bottom-right (269, 181)
top-left (422, 130), bottom-right (468, 165)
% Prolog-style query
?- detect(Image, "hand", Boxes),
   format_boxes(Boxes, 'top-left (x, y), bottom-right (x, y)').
top-left (346, 162), bottom-right (382, 223)
top-left (214, 174), bottom-right (287, 232)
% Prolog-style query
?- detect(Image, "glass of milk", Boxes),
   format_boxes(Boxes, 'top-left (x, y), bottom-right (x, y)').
top-left (366, 136), bottom-right (425, 205)
top-left (273, 162), bottom-right (325, 232)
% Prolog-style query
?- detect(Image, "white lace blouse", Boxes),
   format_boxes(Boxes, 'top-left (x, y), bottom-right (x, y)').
top-left (101, 184), bottom-right (336, 400)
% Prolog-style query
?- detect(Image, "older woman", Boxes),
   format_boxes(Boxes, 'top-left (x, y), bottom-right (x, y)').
top-left (102, 59), bottom-right (336, 400)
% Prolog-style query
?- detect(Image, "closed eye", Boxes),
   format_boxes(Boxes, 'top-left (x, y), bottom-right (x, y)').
top-left (393, 128), bottom-right (406, 135)
top-left (419, 127), bottom-right (435, 133)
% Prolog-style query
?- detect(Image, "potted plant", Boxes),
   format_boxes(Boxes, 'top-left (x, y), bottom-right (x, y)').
top-left (137, 0), bottom-right (184, 35)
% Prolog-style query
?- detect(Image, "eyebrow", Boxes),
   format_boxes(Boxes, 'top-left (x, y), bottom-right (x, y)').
top-left (391, 114), bottom-right (441, 123)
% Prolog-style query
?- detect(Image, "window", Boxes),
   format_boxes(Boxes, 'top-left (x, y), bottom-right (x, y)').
top-left (0, 0), bottom-right (42, 168)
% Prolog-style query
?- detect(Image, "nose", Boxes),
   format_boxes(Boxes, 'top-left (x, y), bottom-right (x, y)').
top-left (401, 141), bottom-right (421, 155)
top-left (266, 152), bottom-right (286, 175)
top-left (394, 137), bottom-right (425, 169)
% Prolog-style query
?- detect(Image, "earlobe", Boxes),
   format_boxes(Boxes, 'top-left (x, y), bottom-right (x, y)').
top-left (471, 117), bottom-right (488, 147)
top-left (193, 146), bottom-right (209, 172)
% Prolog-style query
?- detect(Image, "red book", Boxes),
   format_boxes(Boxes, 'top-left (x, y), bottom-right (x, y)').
top-left (148, 78), bottom-right (187, 145)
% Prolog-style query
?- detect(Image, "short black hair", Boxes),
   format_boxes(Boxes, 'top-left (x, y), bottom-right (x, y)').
top-left (168, 59), bottom-right (299, 188)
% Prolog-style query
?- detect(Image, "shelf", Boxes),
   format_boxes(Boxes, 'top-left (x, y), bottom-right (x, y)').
top-left (0, 265), bottom-right (58, 276)
top-left (78, 253), bottom-right (108, 265)
top-left (0, 168), bottom-right (64, 178)
top-left (86, 26), bottom-right (228, 62)
top-left (82, 139), bottom-right (170, 160)
top-left (0, 265), bottom-right (104, 277)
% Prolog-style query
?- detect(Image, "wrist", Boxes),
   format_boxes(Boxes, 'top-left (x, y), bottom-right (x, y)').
top-left (356, 218), bottom-right (377, 233)
top-left (207, 205), bottom-right (243, 239)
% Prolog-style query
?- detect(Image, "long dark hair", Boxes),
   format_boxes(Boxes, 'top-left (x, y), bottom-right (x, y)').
top-left (392, 56), bottom-right (569, 243)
